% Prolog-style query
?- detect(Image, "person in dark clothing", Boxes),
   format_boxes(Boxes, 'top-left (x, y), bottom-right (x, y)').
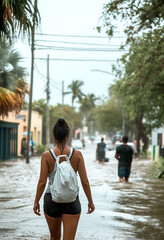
top-left (96, 137), bottom-right (106, 163)
top-left (115, 136), bottom-right (133, 183)
top-left (21, 138), bottom-right (27, 157)
top-left (30, 138), bottom-right (35, 156)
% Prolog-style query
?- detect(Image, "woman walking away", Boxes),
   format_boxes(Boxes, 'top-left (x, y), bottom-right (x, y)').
top-left (33, 118), bottom-right (95, 240)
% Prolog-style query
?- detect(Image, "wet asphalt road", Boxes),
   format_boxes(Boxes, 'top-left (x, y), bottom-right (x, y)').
top-left (0, 143), bottom-right (164, 240)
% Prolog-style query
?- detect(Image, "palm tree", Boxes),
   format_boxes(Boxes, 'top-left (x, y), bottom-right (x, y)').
top-left (0, 0), bottom-right (40, 39)
top-left (0, 39), bottom-right (28, 117)
top-left (79, 93), bottom-right (99, 121)
top-left (79, 94), bottom-right (99, 135)
top-left (68, 80), bottom-right (85, 107)
top-left (80, 94), bottom-right (98, 111)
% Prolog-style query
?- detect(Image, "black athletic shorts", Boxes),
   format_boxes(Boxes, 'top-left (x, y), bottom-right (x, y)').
top-left (44, 193), bottom-right (81, 218)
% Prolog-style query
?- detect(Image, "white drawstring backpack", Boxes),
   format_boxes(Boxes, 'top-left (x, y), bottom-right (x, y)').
top-left (49, 148), bottom-right (79, 203)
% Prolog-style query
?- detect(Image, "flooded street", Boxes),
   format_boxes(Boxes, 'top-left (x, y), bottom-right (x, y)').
top-left (0, 143), bottom-right (164, 240)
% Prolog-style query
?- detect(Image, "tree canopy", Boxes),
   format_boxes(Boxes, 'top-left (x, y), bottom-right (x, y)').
top-left (0, 39), bottom-right (28, 117)
top-left (102, 0), bottom-right (164, 40)
top-left (110, 29), bottom-right (164, 152)
top-left (112, 29), bottom-right (164, 126)
top-left (32, 100), bottom-right (83, 144)
top-left (68, 80), bottom-right (85, 107)
top-left (100, 0), bottom-right (164, 153)
top-left (94, 98), bottom-right (122, 135)
top-left (0, 0), bottom-right (40, 40)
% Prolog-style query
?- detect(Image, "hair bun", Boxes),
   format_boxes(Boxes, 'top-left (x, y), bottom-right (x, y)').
top-left (58, 118), bottom-right (65, 126)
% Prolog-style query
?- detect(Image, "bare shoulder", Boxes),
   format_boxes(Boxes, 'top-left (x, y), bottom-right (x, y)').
top-left (73, 150), bottom-right (84, 166)
top-left (73, 149), bottom-right (83, 158)
top-left (41, 150), bottom-right (51, 161)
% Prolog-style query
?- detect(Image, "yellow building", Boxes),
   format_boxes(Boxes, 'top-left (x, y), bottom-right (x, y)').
top-left (0, 110), bottom-right (42, 157)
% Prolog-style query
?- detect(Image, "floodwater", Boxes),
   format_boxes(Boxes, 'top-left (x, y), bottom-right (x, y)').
top-left (0, 143), bottom-right (164, 240)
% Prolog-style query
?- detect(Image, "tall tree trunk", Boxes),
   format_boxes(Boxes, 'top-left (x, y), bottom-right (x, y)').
top-left (136, 115), bottom-right (143, 154)
top-left (142, 126), bottom-right (149, 153)
top-left (72, 97), bottom-right (74, 107)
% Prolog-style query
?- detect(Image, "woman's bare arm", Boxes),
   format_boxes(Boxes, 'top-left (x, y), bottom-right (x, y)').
top-left (77, 151), bottom-right (95, 214)
top-left (33, 152), bottom-right (49, 215)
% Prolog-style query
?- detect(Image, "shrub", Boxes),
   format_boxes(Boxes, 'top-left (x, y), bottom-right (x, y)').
top-left (35, 144), bottom-right (48, 155)
top-left (152, 157), bottom-right (164, 178)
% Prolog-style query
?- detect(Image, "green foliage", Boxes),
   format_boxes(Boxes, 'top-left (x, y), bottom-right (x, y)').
top-left (101, 0), bottom-right (164, 153)
top-left (152, 157), bottom-right (164, 178)
top-left (102, 0), bottom-right (164, 40)
top-left (0, 39), bottom-right (27, 89)
top-left (49, 104), bottom-right (83, 143)
top-left (0, 39), bottom-right (28, 117)
top-left (35, 144), bottom-right (48, 155)
top-left (0, 0), bottom-right (40, 40)
top-left (32, 100), bottom-right (83, 144)
top-left (68, 80), bottom-right (85, 106)
top-left (94, 98), bottom-right (122, 134)
top-left (112, 30), bottom-right (164, 128)
top-left (79, 93), bottom-right (99, 129)
top-left (110, 30), bottom-right (164, 152)
top-left (32, 99), bottom-right (47, 116)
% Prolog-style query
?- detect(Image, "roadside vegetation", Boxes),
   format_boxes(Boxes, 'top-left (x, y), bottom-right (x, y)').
top-left (99, 0), bottom-right (164, 154)
top-left (35, 144), bottom-right (48, 155)
top-left (0, 39), bottom-right (28, 117)
top-left (152, 157), bottom-right (164, 178)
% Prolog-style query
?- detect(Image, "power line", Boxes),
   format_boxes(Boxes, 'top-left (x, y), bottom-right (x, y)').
top-left (34, 63), bottom-right (46, 81)
top-left (35, 57), bottom-right (117, 62)
top-left (50, 81), bottom-right (62, 92)
top-left (35, 63), bottom-right (62, 92)
top-left (50, 83), bottom-right (62, 94)
top-left (35, 63), bottom-right (63, 87)
top-left (35, 33), bottom-right (126, 38)
top-left (34, 45), bottom-right (127, 52)
top-left (51, 79), bottom-right (62, 87)
top-left (35, 39), bottom-right (124, 47)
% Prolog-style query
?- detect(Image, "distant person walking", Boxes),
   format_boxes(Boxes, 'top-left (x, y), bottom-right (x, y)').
top-left (33, 118), bottom-right (95, 240)
top-left (81, 138), bottom-right (85, 148)
top-left (30, 138), bottom-right (35, 156)
top-left (21, 138), bottom-right (27, 157)
top-left (115, 136), bottom-right (133, 183)
top-left (96, 137), bottom-right (106, 163)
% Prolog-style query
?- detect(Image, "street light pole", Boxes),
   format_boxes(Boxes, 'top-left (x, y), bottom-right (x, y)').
top-left (91, 69), bottom-right (115, 76)
top-left (26, 0), bottom-right (37, 163)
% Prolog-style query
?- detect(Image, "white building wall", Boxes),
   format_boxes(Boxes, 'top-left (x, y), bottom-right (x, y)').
top-left (152, 127), bottom-right (164, 146)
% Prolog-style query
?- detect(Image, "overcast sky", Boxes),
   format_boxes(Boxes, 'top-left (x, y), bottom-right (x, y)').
top-left (15, 0), bottom-right (126, 107)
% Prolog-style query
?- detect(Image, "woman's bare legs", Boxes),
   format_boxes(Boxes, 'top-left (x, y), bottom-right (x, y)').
top-left (62, 214), bottom-right (81, 240)
top-left (119, 177), bottom-right (129, 182)
top-left (44, 212), bottom-right (62, 240)
top-left (119, 177), bottom-right (124, 182)
top-left (125, 177), bottom-right (129, 182)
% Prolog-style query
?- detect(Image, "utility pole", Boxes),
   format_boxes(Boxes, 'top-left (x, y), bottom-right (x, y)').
top-left (26, 0), bottom-right (37, 163)
top-left (46, 54), bottom-right (50, 146)
top-left (62, 80), bottom-right (64, 114)
top-left (122, 112), bottom-right (125, 136)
